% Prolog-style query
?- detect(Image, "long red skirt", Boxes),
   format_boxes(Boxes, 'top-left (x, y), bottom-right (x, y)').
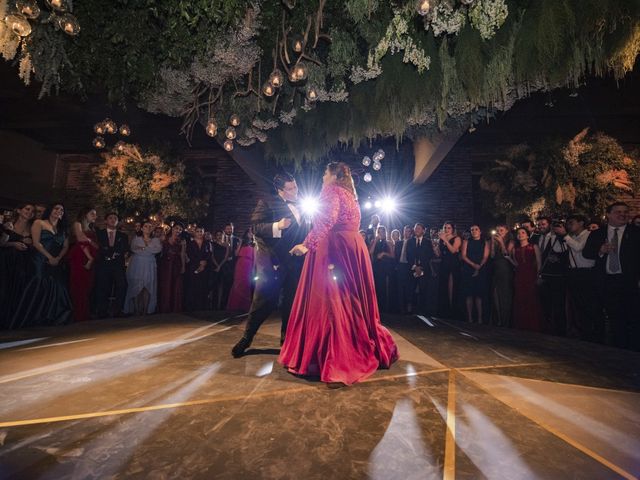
top-left (279, 229), bottom-right (398, 385)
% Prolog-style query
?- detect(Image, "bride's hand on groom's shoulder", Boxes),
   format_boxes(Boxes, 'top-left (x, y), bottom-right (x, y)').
top-left (289, 244), bottom-right (308, 256)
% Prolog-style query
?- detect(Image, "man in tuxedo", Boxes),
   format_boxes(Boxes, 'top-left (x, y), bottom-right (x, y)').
top-left (395, 225), bottom-right (414, 314)
top-left (231, 172), bottom-right (310, 357)
top-left (583, 202), bottom-right (640, 349)
top-left (221, 222), bottom-right (240, 308)
top-left (406, 223), bottom-right (434, 314)
top-left (95, 212), bottom-right (129, 318)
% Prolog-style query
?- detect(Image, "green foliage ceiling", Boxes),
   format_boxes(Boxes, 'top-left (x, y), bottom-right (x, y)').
top-left (2, 0), bottom-right (639, 163)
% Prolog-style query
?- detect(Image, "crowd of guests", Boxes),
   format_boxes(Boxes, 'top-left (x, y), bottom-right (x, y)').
top-left (1, 200), bottom-right (638, 351)
top-left (363, 204), bottom-right (640, 351)
top-left (0, 203), bottom-right (256, 330)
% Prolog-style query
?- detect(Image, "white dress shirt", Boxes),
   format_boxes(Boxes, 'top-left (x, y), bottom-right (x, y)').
top-left (563, 229), bottom-right (594, 268)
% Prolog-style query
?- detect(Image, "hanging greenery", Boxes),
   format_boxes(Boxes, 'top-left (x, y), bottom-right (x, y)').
top-left (94, 144), bottom-right (210, 220)
top-left (2, 0), bottom-right (639, 162)
top-left (480, 129), bottom-right (640, 218)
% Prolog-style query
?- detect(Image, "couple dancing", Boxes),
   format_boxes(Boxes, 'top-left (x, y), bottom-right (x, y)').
top-left (231, 162), bottom-right (398, 386)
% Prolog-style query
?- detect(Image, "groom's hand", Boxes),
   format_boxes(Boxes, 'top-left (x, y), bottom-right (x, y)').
top-left (277, 217), bottom-right (292, 230)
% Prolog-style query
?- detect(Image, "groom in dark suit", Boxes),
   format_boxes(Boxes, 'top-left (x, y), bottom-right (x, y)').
top-left (231, 172), bottom-right (310, 357)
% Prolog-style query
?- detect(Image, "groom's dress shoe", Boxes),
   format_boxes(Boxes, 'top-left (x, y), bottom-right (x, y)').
top-left (231, 336), bottom-right (253, 358)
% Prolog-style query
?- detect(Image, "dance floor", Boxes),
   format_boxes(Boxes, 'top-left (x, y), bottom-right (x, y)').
top-left (0, 313), bottom-right (638, 480)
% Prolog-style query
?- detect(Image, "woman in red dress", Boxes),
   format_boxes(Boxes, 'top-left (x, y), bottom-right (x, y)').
top-left (512, 227), bottom-right (543, 332)
top-left (68, 207), bottom-right (98, 322)
top-left (157, 223), bottom-right (186, 313)
top-left (280, 162), bottom-right (399, 386)
top-left (226, 228), bottom-right (256, 313)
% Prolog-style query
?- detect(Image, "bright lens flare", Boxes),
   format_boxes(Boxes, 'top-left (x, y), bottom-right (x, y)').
top-left (363, 201), bottom-right (372, 210)
top-left (299, 197), bottom-right (320, 216)
top-left (381, 197), bottom-right (397, 213)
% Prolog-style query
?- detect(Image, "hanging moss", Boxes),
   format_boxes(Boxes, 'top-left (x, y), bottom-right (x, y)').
top-left (454, 24), bottom-right (486, 105)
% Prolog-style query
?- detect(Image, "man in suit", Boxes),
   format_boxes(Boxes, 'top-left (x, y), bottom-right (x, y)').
top-left (583, 201), bottom-right (640, 350)
top-left (395, 225), bottom-right (414, 314)
top-left (220, 221), bottom-right (240, 308)
top-left (95, 212), bottom-right (129, 318)
top-left (231, 172), bottom-right (310, 357)
top-left (406, 223), bottom-right (434, 314)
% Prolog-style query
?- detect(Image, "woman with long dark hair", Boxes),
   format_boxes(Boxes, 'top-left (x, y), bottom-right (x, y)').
top-left (490, 224), bottom-right (515, 327)
top-left (0, 203), bottom-right (35, 328)
top-left (281, 162), bottom-right (398, 387)
top-left (158, 222), bottom-right (186, 313)
top-left (435, 221), bottom-right (462, 318)
top-left (68, 207), bottom-right (98, 322)
top-left (11, 203), bottom-right (72, 328)
top-left (512, 227), bottom-right (543, 331)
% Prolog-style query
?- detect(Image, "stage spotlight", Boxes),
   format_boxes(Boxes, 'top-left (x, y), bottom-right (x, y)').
top-left (374, 200), bottom-right (382, 208)
top-left (363, 201), bottom-right (372, 210)
top-left (299, 196), bottom-right (320, 216)
top-left (381, 197), bottom-right (397, 213)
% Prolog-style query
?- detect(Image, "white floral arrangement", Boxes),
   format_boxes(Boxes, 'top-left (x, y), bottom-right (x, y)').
top-left (468, 0), bottom-right (508, 40)
top-left (279, 108), bottom-right (297, 125)
top-left (237, 137), bottom-right (257, 146)
top-left (349, 63), bottom-right (382, 84)
top-left (252, 118), bottom-right (279, 130)
top-left (428, 1), bottom-right (466, 37)
top-left (316, 86), bottom-right (349, 102)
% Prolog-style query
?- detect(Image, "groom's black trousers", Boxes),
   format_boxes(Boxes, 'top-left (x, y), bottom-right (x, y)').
top-left (243, 254), bottom-right (301, 340)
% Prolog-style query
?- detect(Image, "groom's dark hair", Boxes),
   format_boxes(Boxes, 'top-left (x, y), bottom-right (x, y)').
top-left (273, 172), bottom-right (295, 192)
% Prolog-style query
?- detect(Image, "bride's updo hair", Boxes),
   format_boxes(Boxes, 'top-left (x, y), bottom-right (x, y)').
top-left (326, 162), bottom-right (357, 199)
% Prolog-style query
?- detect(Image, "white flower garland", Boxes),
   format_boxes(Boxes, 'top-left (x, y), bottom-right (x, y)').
top-left (429, 1), bottom-right (466, 37)
top-left (468, 0), bottom-right (508, 40)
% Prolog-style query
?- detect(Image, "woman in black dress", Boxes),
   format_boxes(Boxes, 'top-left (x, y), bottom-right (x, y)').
top-left (184, 226), bottom-right (212, 311)
top-left (209, 230), bottom-right (230, 310)
top-left (489, 224), bottom-right (515, 327)
top-left (369, 225), bottom-right (394, 312)
top-left (460, 224), bottom-right (490, 323)
top-left (11, 203), bottom-right (72, 328)
top-left (435, 221), bottom-right (462, 318)
top-left (0, 204), bottom-right (35, 328)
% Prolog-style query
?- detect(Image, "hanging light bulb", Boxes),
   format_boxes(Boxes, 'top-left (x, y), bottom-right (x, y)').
top-left (293, 64), bottom-right (307, 81)
top-left (103, 118), bottom-right (117, 134)
top-left (16, 0), bottom-right (40, 19)
top-left (45, 0), bottom-right (67, 12)
top-left (94, 122), bottom-right (106, 135)
top-left (306, 86), bottom-right (318, 102)
top-left (5, 14), bottom-right (31, 37)
top-left (363, 172), bottom-right (372, 183)
top-left (376, 149), bottom-right (385, 160)
top-left (225, 126), bottom-right (236, 140)
top-left (291, 35), bottom-right (303, 53)
top-left (372, 161), bottom-right (382, 171)
top-left (114, 141), bottom-right (126, 153)
top-left (118, 124), bottom-right (131, 136)
top-left (58, 13), bottom-right (80, 36)
top-left (417, 0), bottom-right (430, 16)
top-left (205, 119), bottom-right (217, 137)
top-left (223, 139), bottom-right (234, 151)
top-left (262, 82), bottom-right (275, 97)
top-left (372, 150), bottom-right (385, 162)
top-left (92, 136), bottom-right (105, 149)
top-left (289, 70), bottom-right (299, 83)
top-left (229, 114), bottom-right (240, 127)
top-left (362, 156), bottom-right (371, 167)
top-left (268, 69), bottom-right (284, 88)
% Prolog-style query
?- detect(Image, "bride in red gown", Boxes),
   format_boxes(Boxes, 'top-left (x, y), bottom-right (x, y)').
top-left (280, 162), bottom-right (399, 386)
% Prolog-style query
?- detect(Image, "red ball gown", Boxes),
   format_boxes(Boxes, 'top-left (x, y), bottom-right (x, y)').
top-left (513, 243), bottom-right (543, 332)
top-left (68, 230), bottom-right (97, 322)
top-left (279, 184), bottom-right (399, 385)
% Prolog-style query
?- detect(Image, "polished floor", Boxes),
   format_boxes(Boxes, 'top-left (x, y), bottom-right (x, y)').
top-left (0, 312), bottom-right (639, 480)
